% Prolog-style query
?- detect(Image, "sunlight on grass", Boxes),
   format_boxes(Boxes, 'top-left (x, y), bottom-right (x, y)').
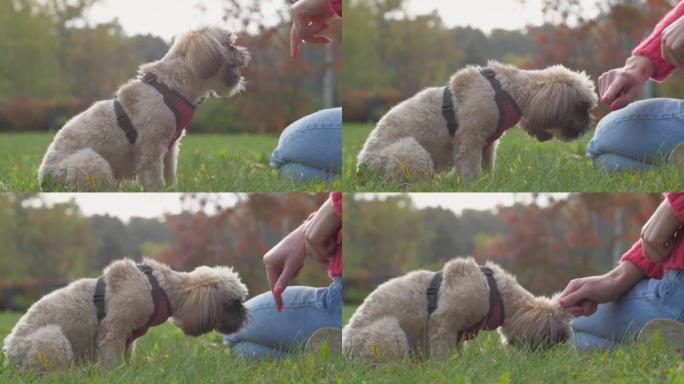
top-left (0, 133), bottom-right (340, 192)
top-left (343, 123), bottom-right (684, 192)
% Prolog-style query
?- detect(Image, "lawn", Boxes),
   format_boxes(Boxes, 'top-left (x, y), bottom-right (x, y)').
top-left (0, 132), bottom-right (339, 192)
top-left (339, 304), bottom-right (684, 384)
top-left (0, 312), bottom-right (344, 384)
top-left (2, 308), bottom-right (684, 383)
top-left (343, 123), bottom-right (684, 192)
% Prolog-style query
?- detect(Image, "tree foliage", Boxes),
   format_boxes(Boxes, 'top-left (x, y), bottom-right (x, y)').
top-left (345, 193), bottom-right (662, 302)
top-left (0, 0), bottom-right (340, 133)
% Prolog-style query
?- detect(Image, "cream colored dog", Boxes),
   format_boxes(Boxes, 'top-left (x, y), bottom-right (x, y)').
top-left (357, 60), bottom-right (597, 182)
top-left (3, 258), bottom-right (248, 370)
top-left (342, 257), bottom-right (572, 361)
top-left (38, 26), bottom-right (250, 191)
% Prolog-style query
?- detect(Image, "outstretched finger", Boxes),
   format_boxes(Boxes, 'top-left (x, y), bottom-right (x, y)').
top-left (290, 23), bottom-right (301, 60)
top-left (559, 285), bottom-right (588, 309)
top-left (609, 86), bottom-right (640, 111)
top-left (273, 264), bottom-right (297, 312)
top-left (601, 75), bottom-right (627, 105)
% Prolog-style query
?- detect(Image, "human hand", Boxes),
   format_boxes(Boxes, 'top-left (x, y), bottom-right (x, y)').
top-left (662, 15), bottom-right (684, 66)
top-left (641, 200), bottom-right (682, 263)
top-left (559, 262), bottom-right (644, 316)
top-left (598, 56), bottom-right (655, 111)
top-left (289, 0), bottom-right (336, 59)
top-left (263, 223), bottom-right (307, 311)
top-left (304, 197), bottom-right (341, 265)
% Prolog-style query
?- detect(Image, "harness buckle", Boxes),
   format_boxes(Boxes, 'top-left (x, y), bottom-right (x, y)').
top-left (141, 73), bottom-right (157, 84)
top-left (480, 67), bottom-right (496, 78)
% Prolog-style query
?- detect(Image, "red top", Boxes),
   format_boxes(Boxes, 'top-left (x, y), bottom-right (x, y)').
top-left (632, 1), bottom-right (684, 81)
top-left (621, 193), bottom-right (684, 279)
top-left (328, 0), bottom-right (342, 17)
top-left (329, 192), bottom-right (342, 277)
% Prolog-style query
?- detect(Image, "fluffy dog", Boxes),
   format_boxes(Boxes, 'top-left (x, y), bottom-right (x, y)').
top-left (38, 26), bottom-right (250, 191)
top-left (3, 258), bottom-right (248, 370)
top-left (357, 60), bottom-right (597, 182)
top-left (342, 257), bottom-right (572, 361)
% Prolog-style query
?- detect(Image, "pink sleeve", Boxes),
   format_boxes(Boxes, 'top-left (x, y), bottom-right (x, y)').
top-left (620, 240), bottom-right (664, 279)
top-left (330, 192), bottom-right (342, 219)
top-left (632, 1), bottom-right (684, 81)
top-left (666, 192), bottom-right (684, 222)
top-left (328, 0), bottom-right (342, 17)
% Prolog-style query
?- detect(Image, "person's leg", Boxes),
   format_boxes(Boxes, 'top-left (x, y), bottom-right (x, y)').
top-left (587, 98), bottom-right (684, 171)
top-left (224, 277), bottom-right (342, 359)
top-left (571, 270), bottom-right (684, 350)
top-left (270, 107), bottom-right (342, 182)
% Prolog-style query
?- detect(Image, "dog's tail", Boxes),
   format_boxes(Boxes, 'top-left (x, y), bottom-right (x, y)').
top-left (4, 325), bottom-right (74, 370)
top-left (357, 137), bottom-right (434, 181)
top-left (38, 148), bottom-right (115, 191)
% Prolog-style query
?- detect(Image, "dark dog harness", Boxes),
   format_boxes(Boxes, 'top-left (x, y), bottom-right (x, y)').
top-left (93, 263), bottom-right (173, 345)
top-left (426, 266), bottom-right (505, 345)
top-left (113, 73), bottom-right (197, 149)
top-left (442, 67), bottom-right (523, 145)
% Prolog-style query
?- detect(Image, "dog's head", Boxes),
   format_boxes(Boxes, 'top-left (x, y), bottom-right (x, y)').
top-left (167, 26), bottom-right (251, 98)
top-left (520, 65), bottom-right (597, 142)
top-left (499, 294), bottom-right (573, 349)
top-left (171, 265), bottom-right (249, 336)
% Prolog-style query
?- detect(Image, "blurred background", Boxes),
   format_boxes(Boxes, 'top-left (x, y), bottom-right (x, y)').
top-left (0, 0), bottom-right (341, 133)
top-left (344, 193), bottom-right (662, 303)
top-left (0, 193), bottom-right (330, 311)
top-left (343, 0), bottom-right (681, 122)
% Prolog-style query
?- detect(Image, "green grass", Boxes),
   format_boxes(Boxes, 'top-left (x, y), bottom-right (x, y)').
top-left (339, 305), bottom-right (684, 383)
top-left (2, 308), bottom-right (684, 383)
top-left (0, 132), bottom-right (339, 192)
top-left (343, 123), bottom-right (684, 192)
top-left (0, 312), bottom-right (343, 383)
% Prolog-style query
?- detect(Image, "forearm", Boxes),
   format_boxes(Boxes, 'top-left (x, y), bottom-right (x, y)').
top-left (608, 261), bottom-right (645, 294)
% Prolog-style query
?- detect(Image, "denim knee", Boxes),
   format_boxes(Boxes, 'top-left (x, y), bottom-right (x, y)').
top-left (271, 108), bottom-right (342, 180)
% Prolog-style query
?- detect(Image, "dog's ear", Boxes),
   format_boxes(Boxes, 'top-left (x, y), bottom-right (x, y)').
top-left (502, 297), bottom-right (571, 349)
top-left (522, 81), bottom-right (577, 139)
top-left (175, 29), bottom-right (227, 80)
top-left (173, 285), bottom-right (220, 336)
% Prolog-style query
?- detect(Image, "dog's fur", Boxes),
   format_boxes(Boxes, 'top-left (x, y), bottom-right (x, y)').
top-left (342, 257), bottom-right (572, 361)
top-left (357, 61), bottom-right (597, 182)
top-left (38, 26), bottom-right (250, 191)
top-left (2, 258), bottom-right (248, 370)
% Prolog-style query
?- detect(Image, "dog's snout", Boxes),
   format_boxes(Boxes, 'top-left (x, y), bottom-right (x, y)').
top-left (216, 300), bottom-right (248, 334)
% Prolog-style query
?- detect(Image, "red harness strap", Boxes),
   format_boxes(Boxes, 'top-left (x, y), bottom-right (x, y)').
top-left (140, 73), bottom-right (196, 149)
top-left (126, 264), bottom-right (173, 345)
top-left (113, 73), bottom-right (197, 149)
top-left (426, 266), bottom-right (505, 343)
top-left (442, 67), bottom-right (522, 146)
top-left (93, 264), bottom-right (173, 346)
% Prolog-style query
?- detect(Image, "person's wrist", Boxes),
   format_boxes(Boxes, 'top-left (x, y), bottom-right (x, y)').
top-left (625, 55), bottom-right (656, 81)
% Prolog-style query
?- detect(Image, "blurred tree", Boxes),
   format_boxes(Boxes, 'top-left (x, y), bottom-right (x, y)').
top-left (158, 193), bottom-right (330, 295)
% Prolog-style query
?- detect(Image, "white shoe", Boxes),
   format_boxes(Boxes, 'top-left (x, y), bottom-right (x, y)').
top-left (669, 142), bottom-right (684, 165)
top-left (637, 318), bottom-right (684, 352)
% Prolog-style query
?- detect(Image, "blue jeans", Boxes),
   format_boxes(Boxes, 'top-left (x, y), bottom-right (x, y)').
top-left (223, 277), bottom-right (342, 359)
top-left (270, 107), bottom-right (342, 182)
top-left (571, 270), bottom-right (684, 350)
top-left (587, 98), bottom-right (684, 171)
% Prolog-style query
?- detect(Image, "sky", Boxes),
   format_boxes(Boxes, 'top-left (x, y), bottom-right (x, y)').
top-left (84, 0), bottom-right (284, 40)
top-left (357, 193), bottom-right (569, 214)
top-left (37, 193), bottom-right (240, 221)
top-left (81, 0), bottom-right (602, 40)
top-left (405, 0), bottom-right (601, 33)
